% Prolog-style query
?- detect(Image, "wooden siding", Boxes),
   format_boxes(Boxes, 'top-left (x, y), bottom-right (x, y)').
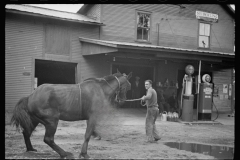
top-left (5, 12), bottom-right (101, 111)
top-left (80, 55), bottom-right (110, 81)
top-left (5, 14), bottom-right (43, 111)
top-left (70, 24), bottom-right (100, 82)
top-left (81, 42), bottom-right (118, 55)
top-left (44, 24), bottom-right (70, 56)
top-left (100, 4), bottom-right (234, 53)
top-left (101, 5), bottom-right (135, 42)
top-left (44, 54), bottom-right (70, 61)
top-left (85, 4), bottom-right (101, 22)
top-left (212, 69), bottom-right (232, 111)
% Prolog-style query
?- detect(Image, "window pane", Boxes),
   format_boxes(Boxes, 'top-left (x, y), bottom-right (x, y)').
top-left (199, 23), bottom-right (205, 35)
top-left (138, 13), bottom-right (150, 28)
top-left (143, 28), bottom-right (149, 41)
top-left (138, 13), bottom-right (144, 28)
top-left (137, 14), bottom-right (139, 26)
top-left (199, 36), bottom-right (209, 48)
top-left (137, 28), bottom-right (142, 40)
top-left (204, 24), bottom-right (210, 36)
top-left (143, 14), bottom-right (150, 28)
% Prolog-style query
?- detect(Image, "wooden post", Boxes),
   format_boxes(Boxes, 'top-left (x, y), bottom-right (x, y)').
top-left (196, 60), bottom-right (201, 121)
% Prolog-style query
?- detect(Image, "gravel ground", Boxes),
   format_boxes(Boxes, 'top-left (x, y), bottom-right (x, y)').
top-left (5, 108), bottom-right (234, 159)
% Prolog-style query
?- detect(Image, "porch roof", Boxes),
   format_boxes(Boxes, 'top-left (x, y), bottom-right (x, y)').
top-left (79, 37), bottom-right (235, 63)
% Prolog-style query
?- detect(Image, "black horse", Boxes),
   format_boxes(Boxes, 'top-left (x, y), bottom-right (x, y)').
top-left (11, 71), bottom-right (132, 159)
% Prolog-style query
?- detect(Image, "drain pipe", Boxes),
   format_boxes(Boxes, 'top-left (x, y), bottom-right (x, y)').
top-left (157, 23), bottom-right (159, 46)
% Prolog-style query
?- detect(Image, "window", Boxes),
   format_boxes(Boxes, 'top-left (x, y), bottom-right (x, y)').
top-left (198, 22), bottom-right (211, 48)
top-left (136, 12), bottom-right (151, 41)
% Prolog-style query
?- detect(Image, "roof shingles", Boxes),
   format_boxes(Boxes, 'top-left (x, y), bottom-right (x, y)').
top-left (5, 4), bottom-right (103, 25)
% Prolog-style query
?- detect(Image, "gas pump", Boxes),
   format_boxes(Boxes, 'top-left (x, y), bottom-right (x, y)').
top-left (181, 65), bottom-right (194, 122)
top-left (198, 74), bottom-right (213, 121)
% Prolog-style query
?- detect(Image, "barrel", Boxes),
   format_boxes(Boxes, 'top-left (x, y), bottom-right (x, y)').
top-left (181, 95), bottom-right (194, 122)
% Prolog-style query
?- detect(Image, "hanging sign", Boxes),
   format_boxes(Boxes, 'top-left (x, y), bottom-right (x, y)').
top-left (22, 72), bottom-right (30, 76)
top-left (196, 10), bottom-right (218, 23)
top-left (223, 84), bottom-right (228, 94)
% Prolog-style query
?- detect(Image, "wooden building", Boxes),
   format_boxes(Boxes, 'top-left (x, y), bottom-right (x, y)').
top-left (5, 4), bottom-right (234, 113)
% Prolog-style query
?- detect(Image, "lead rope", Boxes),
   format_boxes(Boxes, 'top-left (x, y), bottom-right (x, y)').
top-left (124, 98), bottom-right (146, 106)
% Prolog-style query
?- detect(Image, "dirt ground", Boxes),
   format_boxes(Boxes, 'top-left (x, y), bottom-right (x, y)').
top-left (5, 108), bottom-right (234, 159)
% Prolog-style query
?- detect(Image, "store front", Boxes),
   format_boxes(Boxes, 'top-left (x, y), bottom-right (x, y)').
top-left (79, 37), bottom-right (235, 111)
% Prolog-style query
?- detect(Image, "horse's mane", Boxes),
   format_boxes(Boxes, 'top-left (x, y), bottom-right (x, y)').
top-left (103, 73), bottom-right (122, 81)
top-left (84, 73), bottom-right (122, 84)
top-left (83, 75), bottom-right (118, 103)
top-left (84, 77), bottom-right (103, 82)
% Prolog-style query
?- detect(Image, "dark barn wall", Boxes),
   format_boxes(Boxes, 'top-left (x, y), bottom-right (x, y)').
top-left (157, 61), bottom-right (179, 84)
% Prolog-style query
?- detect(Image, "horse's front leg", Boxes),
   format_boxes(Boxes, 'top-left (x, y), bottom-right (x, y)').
top-left (86, 120), bottom-right (101, 140)
top-left (79, 117), bottom-right (96, 159)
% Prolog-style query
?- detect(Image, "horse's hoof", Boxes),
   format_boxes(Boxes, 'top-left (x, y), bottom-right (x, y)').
top-left (94, 136), bottom-right (101, 140)
top-left (60, 152), bottom-right (73, 159)
top-left (27, 148), bottom-right (37, 152)
top-left (60, 155), bottom-right (68, 159)
top-left (79, 153), bottom-right (90, 159)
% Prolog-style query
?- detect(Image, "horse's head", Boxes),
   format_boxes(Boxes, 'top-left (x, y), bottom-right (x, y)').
top-left (113, 70), bottom-right (132, 102)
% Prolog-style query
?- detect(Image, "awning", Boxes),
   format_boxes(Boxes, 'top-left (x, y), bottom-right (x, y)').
top-left (79, 37), bottom-right (235, 63)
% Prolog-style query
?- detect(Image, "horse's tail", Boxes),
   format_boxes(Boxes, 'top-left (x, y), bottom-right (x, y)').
top-left (10, 97), bottom-right (33, 133)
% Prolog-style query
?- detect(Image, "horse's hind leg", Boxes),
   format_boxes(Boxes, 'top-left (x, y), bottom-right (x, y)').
top-left (23, 119), bottom-right (39, 152)
top-left (43, 119), bottom-right (68, 158)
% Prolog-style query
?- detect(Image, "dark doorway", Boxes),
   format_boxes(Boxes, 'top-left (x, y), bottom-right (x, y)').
top-left (112, 64), bottom-right (154, 102)
top-left (35, 59), bottom-right (77, 86)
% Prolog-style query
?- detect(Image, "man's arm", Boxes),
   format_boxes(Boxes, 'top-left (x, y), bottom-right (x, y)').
top-left (142, 89), bottom-right (152, 101)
